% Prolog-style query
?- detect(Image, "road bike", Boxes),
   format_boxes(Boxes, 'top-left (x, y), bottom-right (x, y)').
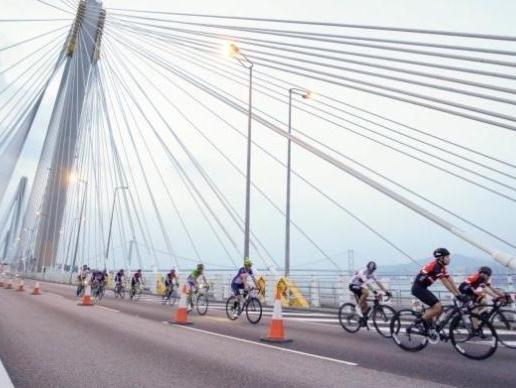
top-left (162, 283), bottom-right (179, 306)
top-left (187, 284), bottom-right (209, 315)
top-left (390, 296), bottom-right (498, 360)
top-left (92, 281), bottom-right (105, 303)
top-left (114, 282), bottom-right (126, 299)
top-left (129, 282), bottom-right (144, 301)
top-left (226, 287), bottom-right (263, 324)
top-left (338, 292), bottom-right (396, 338)
top-left (476, 294), bottom-right (516, 350)
top-left (76, 279), bottom-right (87, 297)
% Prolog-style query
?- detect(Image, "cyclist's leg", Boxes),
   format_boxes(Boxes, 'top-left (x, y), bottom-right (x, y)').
top-left (231, 283), bottom-right (243, 310)
top-left (358, 287), bottom-right (370, 315)
top-left (412, 282), bottom-right (441, 327)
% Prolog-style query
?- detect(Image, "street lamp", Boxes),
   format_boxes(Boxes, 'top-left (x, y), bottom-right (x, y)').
top-left (285, 88), bottom-right (312, 277)
top-left (69, 178), bottom-right (87, 282)
top-left (105, 186), bottom-right (128, 269)
top-left (227, 42), bottom-right (254, 263)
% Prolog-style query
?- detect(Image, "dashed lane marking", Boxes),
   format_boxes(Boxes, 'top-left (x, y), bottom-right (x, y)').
top-left (169, 323), bottom-right (358, 366)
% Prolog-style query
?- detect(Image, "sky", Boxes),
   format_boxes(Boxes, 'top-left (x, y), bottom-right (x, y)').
top-left (1, 0), bottom-right (515, 272)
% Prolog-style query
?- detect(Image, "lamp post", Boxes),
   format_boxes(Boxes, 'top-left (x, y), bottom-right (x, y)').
top-left (69, 178), bottom-right (87, 282)
top-left (228, 43), bottom-right (254, 262)
top-left (285, 88), bottom-right (312, 277)
top-left (105, 186), bottom-right (128, 269)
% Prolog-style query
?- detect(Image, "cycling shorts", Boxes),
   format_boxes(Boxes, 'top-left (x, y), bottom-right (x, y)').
top-left (459, 282), bottom-right (484, 302)
top-left (231, 282), bottom-right (244, 296)
top-left (349, 284), bottom-right (363, 298)
top-left (411, 281), bottom-right (439, 307)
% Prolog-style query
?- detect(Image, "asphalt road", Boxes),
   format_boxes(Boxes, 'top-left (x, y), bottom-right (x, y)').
top-left (0, 281), bottom-right (514, 388)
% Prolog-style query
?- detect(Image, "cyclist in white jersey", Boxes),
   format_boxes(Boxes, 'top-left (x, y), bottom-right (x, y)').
top-left (349, 261), bottom-right (391, 316)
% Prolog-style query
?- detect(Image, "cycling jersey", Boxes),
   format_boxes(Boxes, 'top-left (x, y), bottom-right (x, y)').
top-left (77, 270), bottom-right (89, 281)
top-left (463, 273), bottom-right (490, 289)
top-left (414, 260), bottom-right (450, 288)
top-left (131, 272), bottom-right (143, 286)
top-left (350, 268), bottom-right (376, 288)
top-left (91, 271), bottom-right (106, 283)
top-left (114, 272), bottom-right (124, 283)
top-left (232, 267), bottom-right (253, 285)
top-left (165, 273), bottom-right (177, 286)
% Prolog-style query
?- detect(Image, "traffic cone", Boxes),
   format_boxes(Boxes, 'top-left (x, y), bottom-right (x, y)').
top-left (78, 284), bottom-right (93, 306)
top-left (261, 288), bottom-right (293, 343)
top-left (31, 282), bottom-right (42, 295)
top-left (170, 284), bottom-right (192, 325)
top-left (0, 278), bottom-right (4, 287)
top-left (5, 279), bottom-right (13, 289)
top-left (16, 279), bottom-right (25, 292)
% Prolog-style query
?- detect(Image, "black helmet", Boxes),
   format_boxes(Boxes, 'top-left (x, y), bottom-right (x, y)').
top-left (137, 269), bottom-right (142, 273)
top-left (197, 263), bottom-right (204, 271)
top-left (170, 269), bottom-right (176, 273)
top-left (433, 248), bottom-right (450, 259)
top-left (367, 261), bottom-right (377, 272)
top-left (479, 266), bottom-right (492, 277)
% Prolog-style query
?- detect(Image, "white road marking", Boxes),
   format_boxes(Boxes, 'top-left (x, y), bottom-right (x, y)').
top-left (171, 323), bottom-right (358, 366)
top-left (94, 306), bottom-right (120, 313)
top-left (0, 356), bottom-right (14, 388)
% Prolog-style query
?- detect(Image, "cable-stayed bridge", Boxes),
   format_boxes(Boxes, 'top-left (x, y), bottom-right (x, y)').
top-left (0, 1), bottom-right (515, 387)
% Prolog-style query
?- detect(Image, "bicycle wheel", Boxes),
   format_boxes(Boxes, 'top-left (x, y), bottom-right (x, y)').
top-left (491, 309), bottom-right (516, 349)
top-left (133, 288), bottom-right (142, 302)
top-left (245, 297), bottom-right (262, 324)
top-left (391, 309), bottom-right (428, 352)
top-left (372, 304), bottom-right (396, 338)
top-left (119, 287), bottom-right (125, 299)
top-left (450, 313), bottom-right (497, 360)
top-left (226, 296), bottom-right (240, 320)
top-left (338, 303), bottom-right (361, 333)
top-left (196, 294), bottom-right (209, 315)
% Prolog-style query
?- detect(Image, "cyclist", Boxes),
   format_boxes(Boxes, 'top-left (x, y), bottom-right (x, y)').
top-left (90, 269), bottom-right (106, 293)
top-left (114, 269), bottom-right (126, 294)
top-left (459, 266), bottom-right (505, 306)
top-left (131, 269), bottom-right (143, 290)
top-left (411, 248), bottom-right (463, 332)
top-left (349, 261), bottom-right (391, 317)
top-left (231, 259), bottom-right (257, 312)
top-left (165, 269), bottom-right (179, 293)
top-left (76, 265), bottom-right (89, 296)
top-left (186, 264), bottom-right (208, 311)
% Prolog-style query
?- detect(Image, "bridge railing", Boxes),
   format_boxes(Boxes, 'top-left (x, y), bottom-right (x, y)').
top-left (18, 270), bottom-right (516, 311)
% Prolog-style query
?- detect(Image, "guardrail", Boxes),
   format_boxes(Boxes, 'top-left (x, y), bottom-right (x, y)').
top-left (9, 270), bottom-right (516, 311)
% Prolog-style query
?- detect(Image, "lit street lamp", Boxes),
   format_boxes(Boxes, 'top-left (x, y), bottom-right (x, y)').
top-left (227, 42), bottom-right (254, 263)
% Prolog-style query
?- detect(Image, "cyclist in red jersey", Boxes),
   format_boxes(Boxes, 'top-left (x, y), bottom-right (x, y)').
top-left (411, 248), bottom-right (463, 330)
top-left (459, 266), bottom-right (505, 303)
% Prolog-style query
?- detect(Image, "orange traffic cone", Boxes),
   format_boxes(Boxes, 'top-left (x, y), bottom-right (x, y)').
top-left (5, 279), bottom-right (13, 289)
top-left (78, 284), bottom-right (93, 306)
top-left (171, 284), bottom-right (192, 325)
top-left (261, 288), bottom-right (293, 343)
top-left (16, 279), bottom-right (25, 292)
top-left (31, 282), bottom-right (42, 295)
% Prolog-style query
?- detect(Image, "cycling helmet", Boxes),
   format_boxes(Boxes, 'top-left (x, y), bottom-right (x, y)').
top-left (197, 263), bottom-right (204, 271)
top-left (244, 259), bottom-right (253, 268)
top-left (433, 247), bottom-right (450, 259)
top-left (82, 265), bottom-right (88, 270)
top-left (479, 266), bottom-right (492, 277)
top-left (137, 269), bottom-right (142, 273)
top-left (367, 261), bottom-right (377, 272)
top-left (119, 269), bottom-right (124, 273)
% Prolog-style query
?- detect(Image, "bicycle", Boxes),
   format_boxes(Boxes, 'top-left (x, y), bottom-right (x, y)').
top-left (129, 282), bottom-right (144, 301)
top-left (226, 287), bottom-right (263, 324)
top-left (162, 283), bottom-right (179, 306)
top-left (477, 294), bottom-right (516, 350)
top-left (76, 279), bottom-right (87, 297)
top-left (338, 292), bottom-right (396, 338)
top-left (390, 296), bottom-right (498, 360)
top-left (187, 284), bottom-right (209, 315)
top-left (114, 282), bottom-right (126, 299)
top-left (92, 281), bottom-right (105, 304)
